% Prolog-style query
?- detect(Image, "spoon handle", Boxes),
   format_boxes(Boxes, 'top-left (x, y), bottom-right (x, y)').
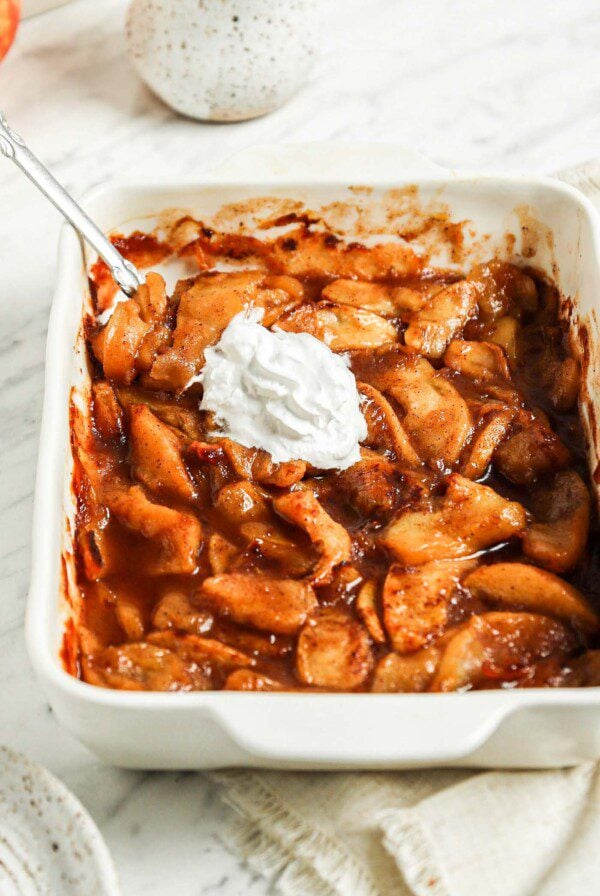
top-left (0, 111), bottom-right (143, 297)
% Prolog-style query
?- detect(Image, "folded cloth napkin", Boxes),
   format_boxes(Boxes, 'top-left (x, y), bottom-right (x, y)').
top-left (212, 764), bottom-right (600, 896)
top-left (212, 160), bottom-right (600, 896)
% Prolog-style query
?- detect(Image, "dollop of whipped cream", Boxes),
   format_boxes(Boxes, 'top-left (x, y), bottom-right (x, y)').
top-left (194, 310), bottom-right (367, 470)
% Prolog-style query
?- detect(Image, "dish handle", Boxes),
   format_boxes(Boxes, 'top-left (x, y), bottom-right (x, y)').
top-left (205, 141), bottom-right (444, 183)
top-left (212, 694), bottom-right (519, 768)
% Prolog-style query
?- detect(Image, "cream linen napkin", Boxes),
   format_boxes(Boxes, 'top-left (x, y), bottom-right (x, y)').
top-left (211, 160), bottom-right (600, 896)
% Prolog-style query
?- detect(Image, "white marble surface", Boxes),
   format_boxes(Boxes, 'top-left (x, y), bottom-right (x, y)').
top-left (0, 0), bottom-right (599, 892)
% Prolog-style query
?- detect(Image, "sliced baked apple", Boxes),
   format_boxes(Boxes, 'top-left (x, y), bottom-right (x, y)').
top-left (356, 580), bottom-right (386, 644)
top-left (461, 408), bottom-right (515, 480)
top-left (322, 279), bottom-right (399, 316)
top-left (444, 339), bottom-right (511, 382)
top-left (224, 669), bottom-right (285, 691)
top-left (494, 419), bottom-right (570, 485)
top-left (207, 532), bottom-right (239, 574)
top-left (220, 438), bottom-right (306, 488)
top-left (152, 590), bottom-right (213, 635)
top-left (274, 489), bottom-right (352, 584)
top-left (382, 559), bottom-right (475, 652)
top-left (92, 299), bottom-right (152, 384)
top-left (106, 484), bottom-right (202, 575)
top-left (135, 271), bottom-right (168, 323)
top-left (431, 611), bottom-right (575, 692)
top-left (380, 474), bottom-right (526, 564)
top-left (296, 609), bottom-right (373, 689)
top-left (468, 261), bottom-right (537, 321)
top-left (117, 386), bottom-right (203, 440)
top-left (214, 480), bottom-right (272, 526)
top-left (385, 357), bottom-right (473, 468)
top-left (371, 646), bottom-right (442, 692)
top-left (322, 279), bottom-right (429, 318)
top-left (545, 357), bottom-right (580, 411)
top-left (405, 280), bottom-right (479, 359)
top-left (82, 642), bottom-right (198, 691)
top-left (199, 573), bottom-right (317, 635)
top-left (522, 471), bottom-right (590, 573)
top-left (148, 630), bottom-right (255, 666)
top-left (240, 522), bottom-right (316, 577)
top-left (463, 562), bottom-right (598, 632)
top-left (130, 404), bottom-right (196, 501)
top-left (276, 302), bottom-right (397, 351)
top-left (332, 451), bottom-right (405, 520)
top-left (148, 271), bottom-right (299, 390)
top-left (92, 382), bottom-right (124, 443)
top-left (358, 381), bottom-right (421, 467)
top-left (269, 229), bottom-right (421, 280)
top-left (488, 316), bottom-right (519, 364)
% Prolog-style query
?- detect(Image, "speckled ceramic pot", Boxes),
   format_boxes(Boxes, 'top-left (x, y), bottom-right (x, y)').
top-left (126, 0), bottom-right (318, 122)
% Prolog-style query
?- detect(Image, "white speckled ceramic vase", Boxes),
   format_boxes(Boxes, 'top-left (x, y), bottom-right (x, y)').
top-left (126, 0), bottom-right (318, 122)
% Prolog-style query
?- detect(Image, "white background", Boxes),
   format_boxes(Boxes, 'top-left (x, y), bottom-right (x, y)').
top-left (0, 1), bottom-right (599, 893)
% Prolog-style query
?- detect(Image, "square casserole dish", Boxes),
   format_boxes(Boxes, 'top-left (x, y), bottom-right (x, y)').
top-left (26, 145), bottom-right (600, 769)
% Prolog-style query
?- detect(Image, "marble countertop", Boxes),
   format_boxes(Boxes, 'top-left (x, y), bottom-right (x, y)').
top-left (0, 0), bottom-right (599, 892)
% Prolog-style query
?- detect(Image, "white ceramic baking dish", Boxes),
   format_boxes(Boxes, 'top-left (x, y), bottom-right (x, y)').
top-left (26, 145), bottom-right (600, 769)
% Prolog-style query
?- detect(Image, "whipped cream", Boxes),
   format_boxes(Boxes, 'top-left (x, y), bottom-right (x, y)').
top-left (194, 310), bottom-right (367, 470)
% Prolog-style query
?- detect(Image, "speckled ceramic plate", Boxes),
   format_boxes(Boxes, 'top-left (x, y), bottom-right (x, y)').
top-left (0, 747), bottom-right (120, 895)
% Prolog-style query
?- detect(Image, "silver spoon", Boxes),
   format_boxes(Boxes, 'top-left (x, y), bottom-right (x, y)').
top-left (0, 111), bottom-right (143, 297)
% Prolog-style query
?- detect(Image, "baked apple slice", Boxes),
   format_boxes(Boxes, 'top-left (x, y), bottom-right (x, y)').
top-left (372, 646), bottom-right (442, 693)
top-left (199, 573), bottom-right (317, 635)
top-left (463, 562), bottom-right (598, 632)
top-left (277, 302), bottom-right (397, 351)
top-left (521, 471), bottom-right (590, 573)
top-left (382, 559), bottom-right (475, 652)
top-left (296, 609), bottom-right (373, 689)
top-left (380, 474), bottom-right (526, 564)
top-left (274, 489), bottom-right (351, 584)
top-left (405, 280), bottom-right (479, 359)
top-left (431, 611), bottom-right (575, 691)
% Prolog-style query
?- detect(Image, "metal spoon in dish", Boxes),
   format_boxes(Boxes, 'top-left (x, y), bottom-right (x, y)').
top-left (0, 111), bottom-right (143, 296)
